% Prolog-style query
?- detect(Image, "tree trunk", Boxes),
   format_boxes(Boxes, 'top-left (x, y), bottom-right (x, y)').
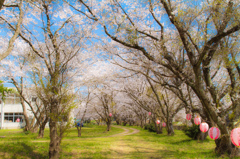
top-left (230, 147), bottom-right (240, 158)
top-left (131, 120), bottom-right (135, 126)
top-left (155, 122), bottom-right (162, 134)
top-left (21, 98), bottom-right (31, 132)
top-left (32, 119), bottom-right (39, 133)
top-left (167, 120), bottom-right (174, 135)
top-left (214, 134), bottom-right (233, 155)
top-left (140, 120), bottom-right (144, 128)
top-left (159, 124), bottom-right (163, 134)
top-left (129, 120), bottom-right (133, 126)
top-left (77, 126), bottom-right (82, 137)
top-left (95, 119), bottom-right (100, 126)
top-left (38, 118), bottom-right (48, 138)
top-left (198, 131), bottom-right (208, 141)
top-left (144, 117), bottom-right (146, 126)
top-left (116, 119), bottom-right (121, 125)
top-left (49, 118), bottom-right (61, 159)
top-left (154, 121), bottom-right (158, 134)
top-left (49, 104), bottom-right (61, 159)
top-left (190, 117), bottom-right (194, 126)
top-left (38, 125), bottom-right (45, 138)
top-left (193, 85), bottom-right (233, 155)
top-left (167, 125), bottom-right (174, 135)
top-left (107, 122), bottom-right (111, 131)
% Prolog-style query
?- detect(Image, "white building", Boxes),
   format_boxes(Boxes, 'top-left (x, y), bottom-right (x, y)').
top-left (0, 94), bottom-right (34, 129)
top-left (0, 92), bottom-right (74, 129)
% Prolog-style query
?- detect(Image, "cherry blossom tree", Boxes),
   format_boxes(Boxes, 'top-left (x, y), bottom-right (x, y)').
top-left (92, 85), bottom-right (116, 131)
top-left (72, 0), bottom-right (240, 155)
top-left (1, 0), bottom-right (99, 158)
top-left (0, 0), bottom-right (239, 157)
top-left (74, 86), bottom-right (95, 137)
top-left (118, 75), bottom-right (161, 133)
top-left (0, 41), bottom-right (46, 134)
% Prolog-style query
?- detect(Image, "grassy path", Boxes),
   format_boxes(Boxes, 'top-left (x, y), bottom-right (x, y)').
top-left (108, 126), bottom-right (140, 137)
top-left (107, 126), bottom-right (148, 158)
top-left (107, 126), bottom-right (165, 159)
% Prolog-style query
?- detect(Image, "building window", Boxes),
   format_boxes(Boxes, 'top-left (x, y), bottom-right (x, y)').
top-left (4, 112), bottom-right (23, 123)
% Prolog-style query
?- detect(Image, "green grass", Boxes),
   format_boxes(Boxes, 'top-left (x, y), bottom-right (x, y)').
top-left (0, 125), bottom-right (123, 159)
top-left (0, 125), bottom-right (236, 159)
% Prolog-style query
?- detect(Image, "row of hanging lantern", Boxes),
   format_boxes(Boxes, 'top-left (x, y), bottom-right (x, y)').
top-left (148, 112), bottom-right (166, 127)
top-left (156, 120), bottom-right (167, 127)
top-left (186, 114), bottom-right (240, 148)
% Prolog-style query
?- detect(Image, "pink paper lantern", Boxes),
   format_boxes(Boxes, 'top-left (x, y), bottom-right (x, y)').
top-left (162, 122), bottom-right (166, 127)
top-left (200, 122), bottom-right (209, 133)
top-left (109, 113), bottom-right (112, 117)
top-left (16, 118), bottom-right (20, 122)
top-left (186, 114), bottom-right (192, 120)
top-left (156, 120), bottom-right (160, 124)
top-left (231, 128), bottom-right (240, 148)
top-left (208, 127), bottom-right (221, 140)
top-left (194, 116), bottom-right (201, 125)
top-left (148, 112), bottom-right (151, 116)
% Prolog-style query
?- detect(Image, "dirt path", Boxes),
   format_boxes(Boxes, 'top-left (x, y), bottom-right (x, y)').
top-left (107, 126), bottom-right (151, 158)
top-left (107, 126), bottom-right (140, 137)
top-left (107, 126), bottom-right (161, 158)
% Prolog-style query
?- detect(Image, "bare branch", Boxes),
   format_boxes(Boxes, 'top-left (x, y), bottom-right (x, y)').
top-left (0, 0), bottom-right (23, 61)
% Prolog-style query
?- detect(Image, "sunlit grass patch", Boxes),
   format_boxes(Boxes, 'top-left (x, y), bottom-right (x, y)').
top-left (0, 125), bottom-right (237, 159)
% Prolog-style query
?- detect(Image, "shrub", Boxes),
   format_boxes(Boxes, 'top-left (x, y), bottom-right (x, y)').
top-left (23, 130), bottom-right (31, 135)
top-left (144, 123), bottom-right (156, 132)
top-left (182, 125), bottom-right (200, 140)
